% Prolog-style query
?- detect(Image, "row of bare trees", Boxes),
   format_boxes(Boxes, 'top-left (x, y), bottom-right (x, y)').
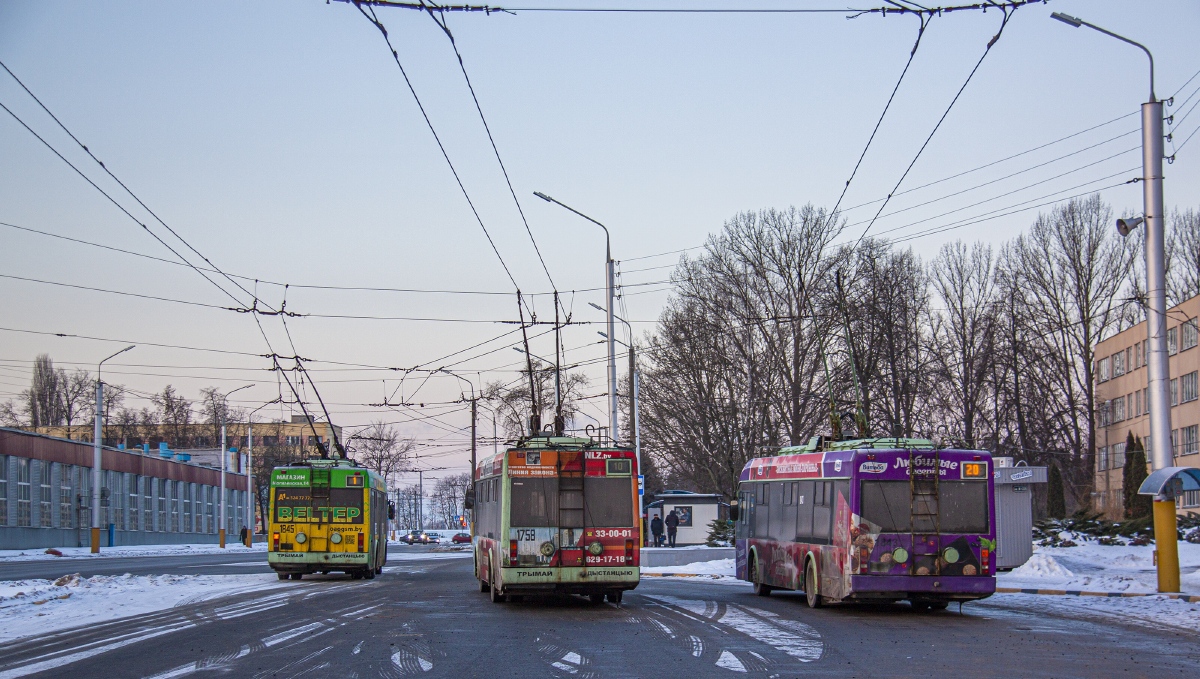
top-left (639, 197), bottom-right (1200, 513)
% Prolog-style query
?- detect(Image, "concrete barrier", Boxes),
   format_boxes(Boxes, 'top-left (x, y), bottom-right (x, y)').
top-left (641, 547), bottom-right (734, 568)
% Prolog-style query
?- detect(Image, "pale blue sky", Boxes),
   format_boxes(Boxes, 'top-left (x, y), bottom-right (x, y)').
top-left (1, 0), bottom-right (1197, 480)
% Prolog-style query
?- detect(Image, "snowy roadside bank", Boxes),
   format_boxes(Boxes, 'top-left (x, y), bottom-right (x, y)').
top-left (998, 541), bottom-right (1200, 595)
top-left (0, 572), bottom-right (286, 642)
top-left (641, 557), bottom-right (746, 585)
top-left (0, 542), bottom-right (267, 563)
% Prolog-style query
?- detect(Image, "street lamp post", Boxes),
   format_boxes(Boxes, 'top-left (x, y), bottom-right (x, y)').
top-left (91, 345), bottom-right (135, 553)
top-left (1052, 12), bottom-right (1178, 593)
top-left (245, 399), bottom-right (279, 546)
top-left (534, 192), bottom-right (618, 441)
top-left (218, 384), bottom-right (252, 549)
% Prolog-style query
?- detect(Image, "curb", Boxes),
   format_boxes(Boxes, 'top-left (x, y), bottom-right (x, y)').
top-left (996, 587), bottom-right (1200, 603)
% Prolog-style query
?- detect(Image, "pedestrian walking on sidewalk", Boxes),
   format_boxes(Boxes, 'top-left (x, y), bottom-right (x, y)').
top-left (665, 510), bottom-right (680, 548)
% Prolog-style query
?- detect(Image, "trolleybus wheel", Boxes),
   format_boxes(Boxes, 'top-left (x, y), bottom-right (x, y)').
top-left (277, 572), bottom-right (289, 581)
top-left (489, 579), bottom-right (506, 603)
top-left (751, 555), bottom-right (772, 597)
top-left (291, 573), bottom-right (304, 581)
top-left (606, 591), bottom-right (623, 604)
top-left (364, 568), bottom-right (376, 580)
top-left (805, 559), bottom-right (823, 609)
top-left (587, 593), bottom-right (605, 605)
top-left (350, 571), bottom-right (362, 580)
top-left (479, 578), bottom-right (489, 593)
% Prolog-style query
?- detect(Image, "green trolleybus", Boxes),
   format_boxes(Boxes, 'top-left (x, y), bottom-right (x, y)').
top-left (473, 436), bottom-right (640, 604)
top-left (268, 458), bottom-right (390, 580)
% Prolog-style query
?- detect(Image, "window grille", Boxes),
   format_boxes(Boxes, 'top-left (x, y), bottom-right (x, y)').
top-left (17, 458), bottom-right (31, 527)
top-left (1182, 372), bottom-right (1198, 403)
top-left (39, 462), bottom-right (53, 527)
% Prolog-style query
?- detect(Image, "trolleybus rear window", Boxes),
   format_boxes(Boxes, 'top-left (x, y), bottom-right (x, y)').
top-left (583, 477), bottom-right (633, 526)
top-left (860, 480), bottom-right (988, 534)
top-left (511, 478), bottom-right (558, 526)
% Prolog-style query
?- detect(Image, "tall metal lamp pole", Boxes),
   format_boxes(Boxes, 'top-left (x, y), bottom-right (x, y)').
top-left (91, 345), bottom-right (135, 553)
top-left (1052, 12), bottom-right (1177, 593)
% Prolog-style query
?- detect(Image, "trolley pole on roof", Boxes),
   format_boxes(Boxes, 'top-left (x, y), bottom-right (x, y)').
top-left (534, 191), bottom-right (618, 441)
top-left (1052, 12), bottom-right (1178, 593)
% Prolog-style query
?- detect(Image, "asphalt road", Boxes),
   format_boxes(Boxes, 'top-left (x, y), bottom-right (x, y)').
top-left (1, 552), bottom-right (1197, 678)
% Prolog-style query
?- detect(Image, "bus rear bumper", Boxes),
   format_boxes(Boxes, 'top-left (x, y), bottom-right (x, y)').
top-left (501, 566), bottom-right (640, 594)
top-left (269, 552), bottom-right (369, 572)
top-left (849, 574), bottom-right (995, 600)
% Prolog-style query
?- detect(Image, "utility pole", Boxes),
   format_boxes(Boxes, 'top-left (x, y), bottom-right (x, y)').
top-left (92, 345), bottom-right (134, 553)
top-left (246, 420), bottom-right (253, 546)
top-left (220, 422), bottom-right (227, 548)
top-left (1053, 12), bottom-right (1178, 593)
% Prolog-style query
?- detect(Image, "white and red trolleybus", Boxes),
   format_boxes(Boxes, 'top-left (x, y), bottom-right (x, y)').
top-left (473, 436), bottom-right (639, 604)
top-left (734, 437), bottom-right (996, 610)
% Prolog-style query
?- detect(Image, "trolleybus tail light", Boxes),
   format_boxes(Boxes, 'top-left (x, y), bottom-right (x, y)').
top-left (272, 532), bottom-right (280, 550)
top-left (624, 539), bottom-right (634, 564)
top-left (357, 532), bottom-right (365, 553)
top-left (510, 540), bottom-right (519, 566)
top-left (981, 548), bottom-right (990, 574)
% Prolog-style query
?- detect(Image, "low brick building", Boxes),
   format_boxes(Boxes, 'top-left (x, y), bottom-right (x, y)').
top-left (0, 428), bottom-right (249, 550)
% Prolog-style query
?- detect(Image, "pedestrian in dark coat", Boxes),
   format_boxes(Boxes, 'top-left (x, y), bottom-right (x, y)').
top-left (665, 510), bottom-right (680, 548)
top-left (650, 515), bottom-right (665, 547)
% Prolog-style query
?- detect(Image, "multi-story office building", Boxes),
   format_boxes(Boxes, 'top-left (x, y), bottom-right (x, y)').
top-left (1093, 293), bottom-right (1200, 518)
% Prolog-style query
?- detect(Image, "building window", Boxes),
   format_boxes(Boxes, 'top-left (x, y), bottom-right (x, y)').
top-left (1114, 397), bottom-right (1127, 423)
top-left (1112, 442), bottom-right (1127, 468)
top-left (0, 455), bottom-right (8, 526)
top-left (1098, 446), bottom-right (1109, 471)
top-left (143, 480), bottom-right (154, 531)
top-left (1112, 351), bottom-right (1125, 377)
top-left (129, 476), bottom-right (140, 531)
top-left (1180, 489), bottom-right (1200, 509)
top-left (17, 458), bottom-right (31, 527)
top-left (1099, 357), bottom-right (1111, 382)
top-left (1171, 429), bottom-right (1179, 458)
top-left (172, 481), bottom-right (181, 532)
top-left (1168, 327), bottom-right (1178, 355)
top-left (1171, 378), bottom-right (1179, 406)
top-left (39, 462), bottom-right (53, 528)
top-left (60, 465), bottom-right (74, 528)
top-left (158, 479), bottom-right (168, 532)
top-left (1183, 425), bottom-right (1199, 456)
top-left (1183, 318), bottom-right (1199, 351)
top-left (1182, 372), bottom-right (1199, 403)
top-left (262, 436), bottom-right (278, 446)
top-left (1135, 390), bottom-right (1142, 418)
top-left (78, 470), bottom-right (90, 530)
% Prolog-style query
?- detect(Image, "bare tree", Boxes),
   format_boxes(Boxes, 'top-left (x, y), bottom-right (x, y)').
top-left (930, 241), bottom-right (998, 447)
top-left (431, 473), bottom-right (471, 529)
top-left (352, 421), bottom-right (414, 479)
top-left (1169, 208), bottom-right (1200, 305)
top-left (484, 362), bottom-right (589, 438)
top-left (58, 369), bottom-right (96, 441)
top-left (198, 387), bottom-right (247, 448)
top-left (23, 354), bottom-right (64, 428)
top-left (154, 385), bottom-right (193, 448)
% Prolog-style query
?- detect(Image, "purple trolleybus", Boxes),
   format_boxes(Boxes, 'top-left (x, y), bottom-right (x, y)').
top-left (733, 437), bottom-right (996, 610)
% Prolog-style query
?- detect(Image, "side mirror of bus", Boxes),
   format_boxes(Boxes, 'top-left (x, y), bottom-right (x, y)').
top-left (387, 501), bottom-right (396, 521)
top-left (729, 501), bottom-right (739, 522)
top-left (463, 488), bottom-right (475, 511)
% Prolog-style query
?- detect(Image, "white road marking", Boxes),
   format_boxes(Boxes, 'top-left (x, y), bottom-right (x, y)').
top-left (690, 635), bottom-right (704, 658)
top-left (717, 606), bottom-right (823, 663)
top-left (562, 652), bottom-right (582, 664)
top-left (352, 641), bottom-right (363, 655)
top-left (715, 651), bottom-right (747, 672)
top-left (0, 622), bottom-right (194, 679)
top-left (550, 650), bottom-right (582, 674)
top-left (390, 649), bottom-right (434, 673)
top-left (262, 622), bottom-right (325, 647)
top-left (649, 617), bottom-right (676, 638)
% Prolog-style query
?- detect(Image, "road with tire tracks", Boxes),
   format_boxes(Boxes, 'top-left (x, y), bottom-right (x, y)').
top-left (1, 546), bottom-right (1197, 678)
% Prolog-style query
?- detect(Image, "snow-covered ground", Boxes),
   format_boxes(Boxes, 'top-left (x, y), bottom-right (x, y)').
top-left (641, 557), bottom-right (745, 585)
top-left (0, 572), bottom-right (286, 642)
top-left (0, 542), bottom-right (267, 563)
top-left (638, 542), bottom-right (1200, 629)
top-left (998, 541), bottom-right (1200, 594)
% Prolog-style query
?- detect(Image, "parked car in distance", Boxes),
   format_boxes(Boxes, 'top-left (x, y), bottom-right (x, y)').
top-left (425, 532), bottom-right (444, 544)
top-left (452, 532), bottom-right (471, 544)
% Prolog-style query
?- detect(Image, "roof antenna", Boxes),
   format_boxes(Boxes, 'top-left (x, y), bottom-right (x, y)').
top-left (835, 270), bottom-right (870, 439)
